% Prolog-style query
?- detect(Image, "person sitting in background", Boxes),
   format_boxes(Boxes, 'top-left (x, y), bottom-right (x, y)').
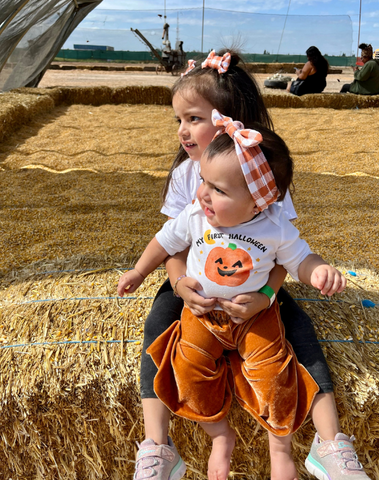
top-left (340, 44), bottom-right (379, 95)
top-left (287, 46), bottom-right (329, 96)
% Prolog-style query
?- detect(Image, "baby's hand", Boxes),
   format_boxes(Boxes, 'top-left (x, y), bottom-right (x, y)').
top-left (310, 265), bottom-right (346, 296)
top-left (176, 276), bottom-right (216, 316)
top-left (117, 269), bottom-right (145, 297)
top-left (217, 291), bottom-right (269, 324)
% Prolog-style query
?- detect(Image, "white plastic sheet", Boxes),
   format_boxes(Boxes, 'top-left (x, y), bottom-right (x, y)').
top-left (0, 0), bottom-right (102, 91)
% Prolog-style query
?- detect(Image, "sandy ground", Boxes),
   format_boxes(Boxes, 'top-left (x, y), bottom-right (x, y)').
top-left (39, 65), bottom-right (355, 93)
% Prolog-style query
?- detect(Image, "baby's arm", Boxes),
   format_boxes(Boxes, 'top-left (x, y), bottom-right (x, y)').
top-left (298, 253), bottom-right (346, 296)
top-left (117, 238), bottom-right (169, 297)
top-left (217, 263), bottom-right (287, 324)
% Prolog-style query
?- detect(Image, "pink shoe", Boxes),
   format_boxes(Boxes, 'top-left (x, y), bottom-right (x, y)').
top-left (305, 433), bottom-right (371, 479)
top-left (134, 437), bottom-right (186, 480)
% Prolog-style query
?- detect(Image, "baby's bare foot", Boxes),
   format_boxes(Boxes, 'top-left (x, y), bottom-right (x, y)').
top-left (270, 449), bottom-right (298, 480)
top-left (207, 426), bottom-right (236, 480)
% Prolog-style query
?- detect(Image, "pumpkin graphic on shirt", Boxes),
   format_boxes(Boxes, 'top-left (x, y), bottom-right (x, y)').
top-left (204, 243), bottom-right (253, 287)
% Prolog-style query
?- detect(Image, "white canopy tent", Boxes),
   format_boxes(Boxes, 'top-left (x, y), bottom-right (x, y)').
top-left (0, 0), bottom-right (102, 92)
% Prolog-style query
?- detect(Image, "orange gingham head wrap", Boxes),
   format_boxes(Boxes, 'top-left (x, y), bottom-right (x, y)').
top-left (201, 50), bottom-right (231, 74)
top-left (212, 110), bottom-right (279, 212)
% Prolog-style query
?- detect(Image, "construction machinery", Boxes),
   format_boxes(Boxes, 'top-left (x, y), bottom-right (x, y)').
top-left (131, 21), bottom-right (185, 74)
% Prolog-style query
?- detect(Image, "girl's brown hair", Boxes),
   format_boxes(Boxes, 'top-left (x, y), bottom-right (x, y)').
top-left (204, 123), bottom-right (294, 202)
top-left (162, 49), bottom-right (274, 204)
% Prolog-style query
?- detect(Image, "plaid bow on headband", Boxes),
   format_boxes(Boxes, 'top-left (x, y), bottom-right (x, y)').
top-left (201, 50), bottom-right (231, 74)
top-left (181, 51), bottom-right (231, 76)
top-left (212, 110), bottom-right (279, 212)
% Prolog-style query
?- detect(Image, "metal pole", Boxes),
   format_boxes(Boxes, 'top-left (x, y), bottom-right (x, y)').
top-left (176, 12), bottom-right (179, 43)
top-left (356, 0), bottom-right (362, 59)
top-left (276, 0), bottom-right (291, 61)
top-left (201, 0), bottom-right (205, 53)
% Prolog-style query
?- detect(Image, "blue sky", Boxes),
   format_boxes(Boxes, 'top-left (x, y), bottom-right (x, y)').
top-left (64, 1), bottom-right (379, 57)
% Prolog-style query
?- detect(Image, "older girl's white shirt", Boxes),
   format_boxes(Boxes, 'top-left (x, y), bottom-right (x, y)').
top-left (161, 158), bottom-right (297, 220)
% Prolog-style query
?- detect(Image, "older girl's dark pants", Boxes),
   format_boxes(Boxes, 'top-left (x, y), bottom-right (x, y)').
top-left (140, 279), bottom-right (333, 399)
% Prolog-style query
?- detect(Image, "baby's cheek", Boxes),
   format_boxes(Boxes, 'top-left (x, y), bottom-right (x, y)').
top-left (196, 185), bottom-right (203, 203)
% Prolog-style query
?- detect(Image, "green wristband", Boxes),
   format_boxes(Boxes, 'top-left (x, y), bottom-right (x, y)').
top-left (258, 285), bottom-right (276, 308)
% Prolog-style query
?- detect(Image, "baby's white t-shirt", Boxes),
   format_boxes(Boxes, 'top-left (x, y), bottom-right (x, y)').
top-left (156, 200), bottom-right (310, 302)
top-left (161, 158), bottom-right (297, 220)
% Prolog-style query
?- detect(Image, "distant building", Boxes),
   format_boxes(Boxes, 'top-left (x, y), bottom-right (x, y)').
top-left (73, 45), bottom-right (114, 51)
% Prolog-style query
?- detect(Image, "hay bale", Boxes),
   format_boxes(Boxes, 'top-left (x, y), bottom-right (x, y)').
top-left (110, 86), bottom-right (171, 105)
top-left (125, 66), bottom-right (144, 71)
top-left (263, 92), bottom-right (303, 108)
top-left (0, 98), bottom-right (378, 478)
top-left (54, 86), bottom-right (116, 106)
top-left (92, 65), bottom-right (111, 71)
top-left (18, 86), bottom-right (172, 107)
top-left (0, 87), bottom-right (172, 142)
top-left (0, 93), bottom-right (55, 143)
top-left (0, 84), bottom-right (165, 148)
top-left (0, 265), bottom-right (378, 479)
top-left (246, 62), bottom-right (302, 74)
top-left (263, 92), bottom-right (379, 109)
top-left (245, 63), bottom-right (342, 75)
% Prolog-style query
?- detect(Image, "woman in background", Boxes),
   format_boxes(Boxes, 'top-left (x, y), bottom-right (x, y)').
top-left (288, 46), bottom-right (329, 96)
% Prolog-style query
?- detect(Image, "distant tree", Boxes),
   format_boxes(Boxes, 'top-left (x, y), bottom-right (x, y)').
top-left (263, 49), bottom-right (270, 55)
top-left (341, 53), bottom-right (346, 57)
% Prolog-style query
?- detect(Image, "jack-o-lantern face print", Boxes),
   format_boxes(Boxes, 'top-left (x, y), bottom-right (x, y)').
top-left (205, 243), bottom-right (253, 287)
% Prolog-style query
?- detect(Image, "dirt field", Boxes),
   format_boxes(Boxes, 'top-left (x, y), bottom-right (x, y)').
top-left (39, 63), bottom-right (355, 93)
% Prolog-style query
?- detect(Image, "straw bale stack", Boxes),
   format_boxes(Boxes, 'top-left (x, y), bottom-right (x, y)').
top-left (125, 66), bottom-right (144, 71)
top-left (245, 62), bottom-right (302, 74)
top-left (263, 92), bottom-right (379, 109)
top-left (0, 92), bottom-right (55, 143)
top-left (0, 264), bottom-right (378, 479)
top-left (2, 87), bottom-right (379, 145)
top-left (14, 86), bottom-right (172, 107)
top-left (46, 86), bottom-right (172, 107)
top-left (0, 88), bottom-right (173, 144)
top-left (0, 94), bottom-right (378, 478)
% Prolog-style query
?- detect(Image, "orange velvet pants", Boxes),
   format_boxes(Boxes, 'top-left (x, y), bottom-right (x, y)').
top-left (147, 302), bottom-right (319, 436)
